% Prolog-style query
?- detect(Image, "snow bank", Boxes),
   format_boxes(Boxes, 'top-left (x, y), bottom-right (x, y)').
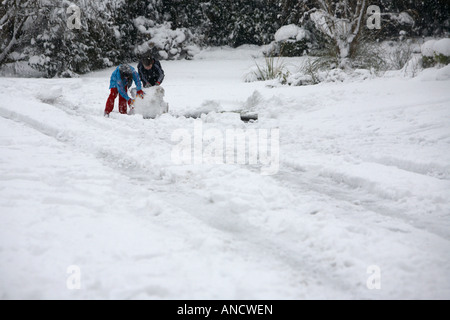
top-left (418, 64), bottom-right (450, 81)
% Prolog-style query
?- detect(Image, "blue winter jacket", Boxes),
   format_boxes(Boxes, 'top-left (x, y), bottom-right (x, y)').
top-left (109, 65), bottom-right (142, 101)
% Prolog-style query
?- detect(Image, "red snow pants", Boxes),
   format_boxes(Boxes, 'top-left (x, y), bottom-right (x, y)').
top-left (105, 87), bottom-right (128, 115)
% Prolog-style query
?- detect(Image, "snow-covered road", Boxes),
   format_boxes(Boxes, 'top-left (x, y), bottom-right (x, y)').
top-left (1, 47), bottom-right (450, 299)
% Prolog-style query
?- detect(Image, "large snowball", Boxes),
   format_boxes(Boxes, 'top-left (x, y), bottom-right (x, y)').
top-left (132, 86), bottom-right (169, 119)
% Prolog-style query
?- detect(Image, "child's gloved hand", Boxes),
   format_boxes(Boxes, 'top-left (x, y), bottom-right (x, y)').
top-left (128, 99), bottom-right (135, 107)
top-left (137, 90), bottom-right (145, 99)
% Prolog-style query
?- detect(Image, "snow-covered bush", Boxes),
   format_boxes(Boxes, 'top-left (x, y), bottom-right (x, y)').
top-left (400, 54), bottom-right (423, 78)
top-left (384, 41), bottom-right (417, 70)
top-left (285, 60), bottom-right (377, 86)
top-left (134, 19), bottom-right (197, 60)
top-left (266, 24), bottom-right (312, 57)
top-left (349, 39), bottom-right (388, 72)
top-left (284, 56), bottom-right (343, 86)
top-left (1, 0), bottom-right (121, 78)
top-left (290, 58), bottom-right (326, 85)
top-left (421, 39), bottom-right (450, 68)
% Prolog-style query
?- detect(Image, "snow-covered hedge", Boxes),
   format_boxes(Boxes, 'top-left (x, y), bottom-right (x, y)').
top-left (2, 0), bottom-right (448, 78)
top-left (421, 39), bottom-right (450, 68)
top-left (134, 19), bottom-right (199, 60)
top-left (1, 0), bottom-right (121, 78)
top-left (266, 24), bottom-right (313, 57)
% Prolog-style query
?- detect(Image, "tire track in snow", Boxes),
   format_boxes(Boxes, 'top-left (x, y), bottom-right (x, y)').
top-left (1, 91), bottom-right (392, 299)
top-left (3, 80), bottom-right (449, 298)
top-left (159, 181), bottom-right (371, 299)
top-left (263, 165), bottom-right (450, 298)
top-left (277, 158), bottom-right (450, 241)
top-left (0, 105), bottom-right (294, 298)
top-left (0, 95), bottom-right (341, 298)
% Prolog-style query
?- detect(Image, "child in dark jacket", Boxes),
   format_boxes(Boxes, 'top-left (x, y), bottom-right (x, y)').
top-left (137, 56), bottom-right (165, 88)
top-left (105, 64), bottom-right (144, 116)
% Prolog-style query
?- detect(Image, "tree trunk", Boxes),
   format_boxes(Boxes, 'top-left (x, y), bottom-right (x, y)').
top-left (312, 0), bottom-right (368, 68)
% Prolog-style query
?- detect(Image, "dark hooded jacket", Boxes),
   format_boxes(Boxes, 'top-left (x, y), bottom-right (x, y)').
top-left (137, 60), bottom-right (165, 87)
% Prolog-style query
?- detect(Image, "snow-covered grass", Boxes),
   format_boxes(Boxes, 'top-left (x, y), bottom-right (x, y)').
top-left (0, 46), bottom-right (450, 300)
top-left (244, 57), bottom-right (290, 83)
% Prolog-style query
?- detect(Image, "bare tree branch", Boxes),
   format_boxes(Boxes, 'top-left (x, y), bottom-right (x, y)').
top-left (0, 15), bottom-right (26, 64)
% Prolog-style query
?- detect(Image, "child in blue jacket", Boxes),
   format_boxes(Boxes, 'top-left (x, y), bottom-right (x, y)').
top-left (105, 64), bottom-right (144, 116)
